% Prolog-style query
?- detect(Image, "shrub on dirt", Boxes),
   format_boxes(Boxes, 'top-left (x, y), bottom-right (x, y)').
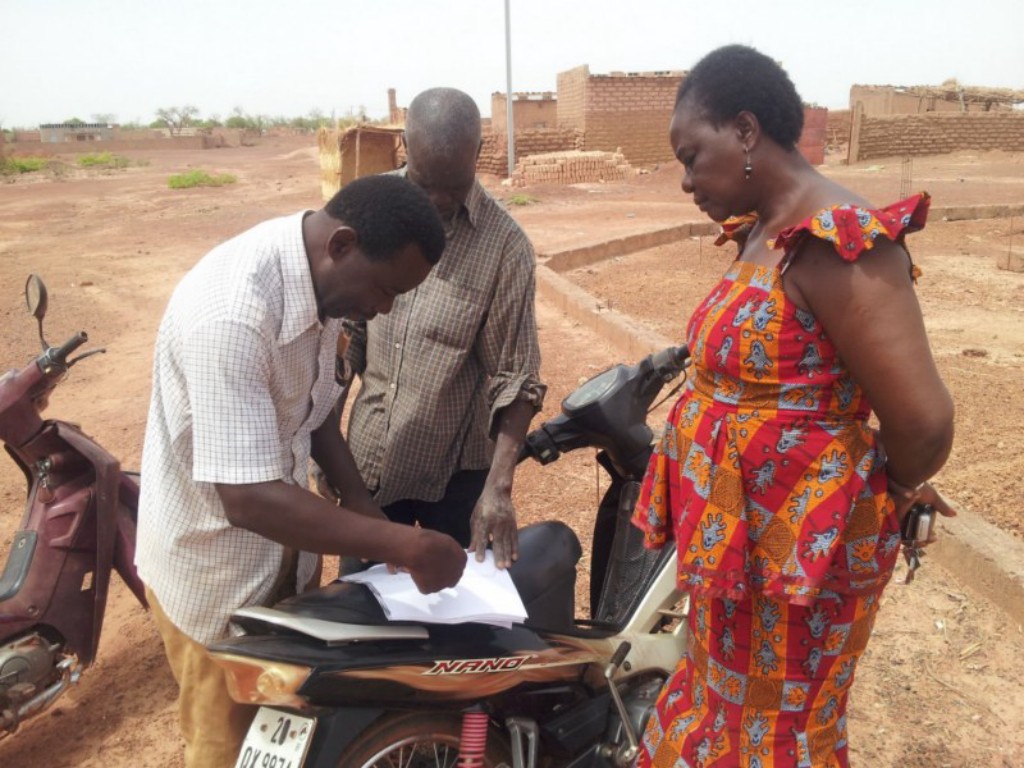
top-left (505, 193), bottom-right (539, 206)
top-left (168, 169), bottom-right (237, 189)
top-left (78, 152), bottom-right (132, 169)
top-left (1, 156), bottom-right (49, 175)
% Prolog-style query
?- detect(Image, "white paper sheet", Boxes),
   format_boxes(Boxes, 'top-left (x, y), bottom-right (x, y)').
top-left (339, 551), bottom-right (528, 628)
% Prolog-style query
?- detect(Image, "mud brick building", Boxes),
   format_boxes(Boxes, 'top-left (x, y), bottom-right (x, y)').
top-left (556, 65), bottom-right (684, 166)
top-left (850, 84), bottom-right (1021, 115)
top-left (838, 83), bottom-right (1024, 162)
top-left (491, 92), bottom-right (558, 135)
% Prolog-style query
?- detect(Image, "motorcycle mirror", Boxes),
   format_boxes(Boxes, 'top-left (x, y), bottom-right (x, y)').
top-left (24, 274), bottom-right (50, 349)
top-left (25, 275), bottom-right (48, 320)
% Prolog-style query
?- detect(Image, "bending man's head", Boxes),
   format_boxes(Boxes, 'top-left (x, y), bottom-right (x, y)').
top-left (312, 175), bottom-right (446, 321)
top-left (404, 87), bottom-right (482, 221)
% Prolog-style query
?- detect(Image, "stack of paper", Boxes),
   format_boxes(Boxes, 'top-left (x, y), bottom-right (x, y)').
top-left (339, 551), bottom-right (528, 628)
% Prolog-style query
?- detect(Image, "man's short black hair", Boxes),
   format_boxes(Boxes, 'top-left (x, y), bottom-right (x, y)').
top-left (324, 175), bottom-right (446, 265)
top-left (676, 45), bottom-right (804, 149)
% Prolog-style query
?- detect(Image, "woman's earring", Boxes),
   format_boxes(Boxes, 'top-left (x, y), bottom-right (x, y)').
top-left (744, 150), bottom-right (753, 180)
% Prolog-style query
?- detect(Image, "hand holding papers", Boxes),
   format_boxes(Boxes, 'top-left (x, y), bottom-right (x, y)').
top-left (340, 551), bottom-right (527, 628)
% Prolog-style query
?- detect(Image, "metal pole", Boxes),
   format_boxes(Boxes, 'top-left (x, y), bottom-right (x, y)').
top-left (505, 0), bottom-right (515, 177)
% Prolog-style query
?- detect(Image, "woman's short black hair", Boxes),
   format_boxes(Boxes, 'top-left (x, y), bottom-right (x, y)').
top-left (676, 44), bottom-right (804, 149)
top-left (325, 175), bottom-right (446, 265)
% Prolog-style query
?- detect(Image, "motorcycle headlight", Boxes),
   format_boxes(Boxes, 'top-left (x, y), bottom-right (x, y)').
top-left (562, 366), bottom-right (621, 413)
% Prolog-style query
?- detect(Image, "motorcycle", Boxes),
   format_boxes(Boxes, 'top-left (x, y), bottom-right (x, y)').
top-left (209, 344), bottom-right (693, 768)
top-left (0, 275), bottom-right (147, 737)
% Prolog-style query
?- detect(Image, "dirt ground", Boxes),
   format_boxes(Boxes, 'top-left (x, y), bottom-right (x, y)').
top-left (1, 138), bottom-right (1022, 767)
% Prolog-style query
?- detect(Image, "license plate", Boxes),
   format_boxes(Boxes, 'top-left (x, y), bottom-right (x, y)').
top-left (234, 707), bottom-right (316, 768)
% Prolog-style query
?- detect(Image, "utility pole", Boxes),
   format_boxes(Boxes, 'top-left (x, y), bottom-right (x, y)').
top-left (505, 0), bottom-right (515, 177)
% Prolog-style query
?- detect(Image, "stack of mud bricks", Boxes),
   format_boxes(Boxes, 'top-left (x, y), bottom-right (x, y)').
top-left (476, 128), bottom-right (581, 176)
top-left (511, 150), bottom-right (635, 187)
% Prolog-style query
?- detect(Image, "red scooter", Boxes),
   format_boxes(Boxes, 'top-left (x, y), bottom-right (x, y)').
top-left (0, 275), bottom-right (147, 737)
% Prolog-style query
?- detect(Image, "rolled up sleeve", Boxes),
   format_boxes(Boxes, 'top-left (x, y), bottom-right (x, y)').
top-left (478, 234), bottom-right (547, 435)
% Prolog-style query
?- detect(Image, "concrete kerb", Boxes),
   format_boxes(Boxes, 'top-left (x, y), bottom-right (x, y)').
top-left (541, 221), bottom-right (720, 273)
top-left (933, 203), bottom-right (1024, 222)
top-left (539, 205), bottom-right (1023, 275)
top-left (535, 236), bottom-right (1024, 628)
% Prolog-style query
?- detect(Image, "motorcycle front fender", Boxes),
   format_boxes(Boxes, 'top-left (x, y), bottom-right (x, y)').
top-left (285, 706), bottom-right (385, 768)
top-left (113, 472), bottom-right (147, 608)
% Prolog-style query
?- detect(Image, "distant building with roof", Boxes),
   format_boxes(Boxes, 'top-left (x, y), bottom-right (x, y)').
top-left (850, 84), bottom-right (1024, 115)
top-left (39, 123), bottom-right (115, 143)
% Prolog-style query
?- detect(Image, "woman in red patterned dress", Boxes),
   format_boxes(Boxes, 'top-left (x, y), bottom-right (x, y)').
top-left (632, 45), bottom-right (956, 767)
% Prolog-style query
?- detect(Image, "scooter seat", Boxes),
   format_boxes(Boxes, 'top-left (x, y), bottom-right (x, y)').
top-left (508, 521), bottom-right (582, 632)
top-left (267, 521), bottom-right (582, 633)
top-left (274, 579), bottom-right (390, 625)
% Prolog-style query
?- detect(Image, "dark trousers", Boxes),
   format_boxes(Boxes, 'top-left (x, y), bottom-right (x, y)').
top-left (339, 470), bottom-right (487, 577)
top-left (382, 469), bottom-right (488, 548)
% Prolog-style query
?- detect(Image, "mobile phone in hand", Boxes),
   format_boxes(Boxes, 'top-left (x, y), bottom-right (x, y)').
top-left (901, 503), bottom-right (935, 545)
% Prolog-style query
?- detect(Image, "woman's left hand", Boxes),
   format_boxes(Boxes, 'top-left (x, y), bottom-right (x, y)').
top-left (889, 480), bottom-right (957, 545)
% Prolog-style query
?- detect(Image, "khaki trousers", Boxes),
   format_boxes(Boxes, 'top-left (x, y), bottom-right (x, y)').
top-left (148, 549), bottom-right (320, 768)
top-left (147, 585), bottom-right (255, 768)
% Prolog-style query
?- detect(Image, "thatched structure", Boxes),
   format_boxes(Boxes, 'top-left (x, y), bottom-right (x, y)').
top-left (857, 82), bottom-right (1024, 111)
top-left (317, 124), bottom-right (403, 201)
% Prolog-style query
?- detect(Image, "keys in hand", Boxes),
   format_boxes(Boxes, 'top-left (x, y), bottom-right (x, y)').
top-left (900, 503), bottom-right (934, 585)
top-left (903, 545), bottom-right (923, 584)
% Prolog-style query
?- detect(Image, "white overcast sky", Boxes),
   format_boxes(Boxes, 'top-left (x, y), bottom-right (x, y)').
top-left (2, 0), bottom-right (1022, 128)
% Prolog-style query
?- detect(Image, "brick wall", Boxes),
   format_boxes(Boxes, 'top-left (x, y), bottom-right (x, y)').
top-left (799, 107), bottom-right (828, 165)
top-left (827, 110), bottom-right (853, 147)
top-left (850, 111), bottom-right (1024, 162)
top-left (556, 65), bottom-right (589, 132)
top-left (581, 73), bottom-right (683, 165)
top-left (477, 128), bottom-right (581, 176)
top-left (5, 135), bottom-right (219, 155)
top-left (491, 93), bottom-right (558, 135)
top-left (554, 67), bottom-right (830, 168)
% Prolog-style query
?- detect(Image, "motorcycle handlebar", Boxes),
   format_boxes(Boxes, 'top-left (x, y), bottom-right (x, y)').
top-left (54, 332), bottom-right (89, 361)
top-left (42, 332), bottom-right (89, 371)
top-left (649, 345), bottom-right (689, 377)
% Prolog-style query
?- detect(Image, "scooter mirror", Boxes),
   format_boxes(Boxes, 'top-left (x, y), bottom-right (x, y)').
top-left (25, 274), bottom-right (48, 321)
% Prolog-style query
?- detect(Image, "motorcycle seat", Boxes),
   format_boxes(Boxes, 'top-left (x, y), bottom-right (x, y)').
top-left (264, 521), bottom-right (583, 634)
top-left (507, 521), bottom-right (582, 633)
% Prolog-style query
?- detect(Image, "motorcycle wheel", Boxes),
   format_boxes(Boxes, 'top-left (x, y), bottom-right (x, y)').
top-left (338, 712), bottom-right (512, 768)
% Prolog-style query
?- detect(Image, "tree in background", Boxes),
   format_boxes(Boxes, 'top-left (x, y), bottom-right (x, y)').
top-left (155, 105), bottom-right (199, 136)
top-left (91, 113), bottom-right (117, 125)
top-left (225, 107), bottom-right (267, 134)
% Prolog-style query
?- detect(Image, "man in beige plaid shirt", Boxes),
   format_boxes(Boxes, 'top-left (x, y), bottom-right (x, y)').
top-left (332, 88), bottom-right (546, 570)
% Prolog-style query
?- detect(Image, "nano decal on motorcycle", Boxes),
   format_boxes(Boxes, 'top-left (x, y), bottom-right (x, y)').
top-left (423, 656), bottom-right (529, 675)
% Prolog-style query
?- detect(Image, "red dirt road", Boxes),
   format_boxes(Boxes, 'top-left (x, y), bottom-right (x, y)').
top-left (1, 140), bottom-right (1022, 767)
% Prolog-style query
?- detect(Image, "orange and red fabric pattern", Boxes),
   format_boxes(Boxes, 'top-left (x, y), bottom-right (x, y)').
top-left (633, 194), bottom-right (930, 767)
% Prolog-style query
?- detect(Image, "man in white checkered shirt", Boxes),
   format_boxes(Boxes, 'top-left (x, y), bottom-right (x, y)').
top-left (136, 175), bottom-right (466, 767)
top-left (327, 88), bottom-right (546, 572)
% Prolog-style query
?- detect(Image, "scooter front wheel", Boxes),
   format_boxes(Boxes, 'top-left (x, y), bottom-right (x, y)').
top-left (338, 712), bottom-right (512, 768)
